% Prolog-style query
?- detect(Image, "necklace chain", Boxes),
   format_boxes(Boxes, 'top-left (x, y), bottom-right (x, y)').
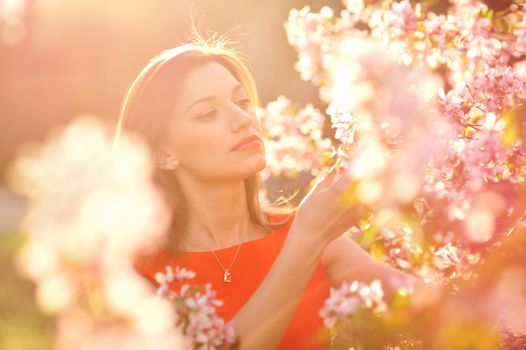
top-left (210, 244), bottom-right (242, 283)
top-left (180, 224), bottom-right (243, 283)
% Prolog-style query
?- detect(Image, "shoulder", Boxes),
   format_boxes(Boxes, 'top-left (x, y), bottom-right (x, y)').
top-left (132, 248), bottom-right (172, 286)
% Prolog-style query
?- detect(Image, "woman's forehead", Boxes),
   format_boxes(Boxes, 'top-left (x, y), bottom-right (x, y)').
top-left (177, 61), bottom-right (243, 102)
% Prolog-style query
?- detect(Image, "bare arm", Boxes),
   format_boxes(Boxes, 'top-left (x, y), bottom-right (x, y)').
top-left (232, 225), bottom-right (326, 349)
top-left (232, 165), bottom-right (369, 349)
top-left (322, 234), bottom-right (439, 300)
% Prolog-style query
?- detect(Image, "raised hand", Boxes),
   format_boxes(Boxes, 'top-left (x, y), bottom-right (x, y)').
top-left (292, 164), bottom-right (366, 248)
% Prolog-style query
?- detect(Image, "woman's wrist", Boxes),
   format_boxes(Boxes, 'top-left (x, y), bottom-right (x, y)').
top-left (286, 223), bottom-right (328, 258)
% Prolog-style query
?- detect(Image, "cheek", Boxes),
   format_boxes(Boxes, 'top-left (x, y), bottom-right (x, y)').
top-left (172, 124), bottom-right (229, 162)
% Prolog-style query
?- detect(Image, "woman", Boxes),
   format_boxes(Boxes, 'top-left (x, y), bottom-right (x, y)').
top-left (116, 35), bottom-right (424, 349)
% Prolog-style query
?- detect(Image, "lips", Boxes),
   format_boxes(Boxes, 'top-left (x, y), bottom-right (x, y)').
top-left (230, 135), bottom-right (262, 151)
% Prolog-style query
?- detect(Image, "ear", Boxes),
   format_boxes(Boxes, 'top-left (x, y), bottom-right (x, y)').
top-left (155, 145), bottom-right (180, 170)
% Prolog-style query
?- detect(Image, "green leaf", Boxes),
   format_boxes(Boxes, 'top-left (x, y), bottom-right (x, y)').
top-left (495, 17), bottom-right (509, 32)
top-left (501, 109), bottom-right (519, 146)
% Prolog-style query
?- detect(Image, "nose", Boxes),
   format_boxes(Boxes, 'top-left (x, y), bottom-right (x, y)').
top-left (229, 102), bottom-right (253, 133)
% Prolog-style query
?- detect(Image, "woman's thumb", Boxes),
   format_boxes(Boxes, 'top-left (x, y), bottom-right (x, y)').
top-left (311, 164), bottom-right (339, 193)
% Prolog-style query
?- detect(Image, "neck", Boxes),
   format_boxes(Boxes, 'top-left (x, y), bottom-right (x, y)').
top-left (175, 172), bottom-right (264, 251)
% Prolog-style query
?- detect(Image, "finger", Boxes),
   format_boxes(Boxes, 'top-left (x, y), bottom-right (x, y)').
top-left (311, 164), bottom-right (339, 193)
top-left (325, 167), bottom-right (353, 195)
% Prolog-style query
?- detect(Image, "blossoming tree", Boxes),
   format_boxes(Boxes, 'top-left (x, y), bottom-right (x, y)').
top-left (262, 0), bottom-right (526, 347)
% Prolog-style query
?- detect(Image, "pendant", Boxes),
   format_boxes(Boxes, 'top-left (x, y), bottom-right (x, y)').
top-left (223, 269), bottom-right (232, 283)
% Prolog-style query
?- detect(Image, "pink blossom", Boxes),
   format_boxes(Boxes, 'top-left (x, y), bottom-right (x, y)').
top-left (319, 279), bottom-right (387, 328)
top-left (258, 95), bottom-right (332, 179)
top-left (155, 265), bottom-right (236, 349)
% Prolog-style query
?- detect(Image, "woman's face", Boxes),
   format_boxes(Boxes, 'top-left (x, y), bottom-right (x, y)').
top-left (165, 60), bottom-right (266, 181)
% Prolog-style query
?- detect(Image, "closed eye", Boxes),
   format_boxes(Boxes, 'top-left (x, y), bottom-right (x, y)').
top-left (236, 98), bottom-right (252, 110)
top-left (197, 110), bottom-right (217, 120)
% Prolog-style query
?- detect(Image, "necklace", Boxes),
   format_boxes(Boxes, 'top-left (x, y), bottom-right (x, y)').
top-left (180, 224), bottom-right (243, 283)
top-left (210, 244), bottom-right (242, 283)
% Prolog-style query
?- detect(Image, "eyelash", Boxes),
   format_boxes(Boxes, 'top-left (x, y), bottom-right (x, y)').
top-left (198, 110), bottom-right (217, 120)
top-left (197, 99), bottom-right (251, 120)
top-left (236, 98), bottom-right (251, 110)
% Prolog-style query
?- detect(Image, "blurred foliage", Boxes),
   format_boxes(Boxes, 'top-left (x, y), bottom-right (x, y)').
top-left (0, 230), bottom-right (52, 350)
top-left (329, 223), bottom-right (526, 350)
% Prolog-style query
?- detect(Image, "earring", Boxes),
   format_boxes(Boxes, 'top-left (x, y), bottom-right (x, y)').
top-left (156, 152), bottom-right (179, 170)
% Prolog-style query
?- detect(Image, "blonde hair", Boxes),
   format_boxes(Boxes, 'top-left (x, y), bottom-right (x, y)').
top-left (114, 34), bottom-right (294, 254)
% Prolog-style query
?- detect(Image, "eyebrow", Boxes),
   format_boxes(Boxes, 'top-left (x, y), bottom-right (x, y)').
top-left (184, 83), bottom-right (244, 115)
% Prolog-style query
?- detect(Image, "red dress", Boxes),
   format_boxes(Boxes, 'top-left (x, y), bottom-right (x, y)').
top-left (133, 212), bottom-right (331, 349)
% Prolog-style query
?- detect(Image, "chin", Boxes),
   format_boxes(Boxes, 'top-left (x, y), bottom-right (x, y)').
top-left (254, 161), bottom-right (267, 175)
top-left (242, 158), bottom-right (266, 178)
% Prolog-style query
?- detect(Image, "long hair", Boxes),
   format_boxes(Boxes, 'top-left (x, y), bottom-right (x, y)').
top-left (114, 34), bottom-right (293, 254)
